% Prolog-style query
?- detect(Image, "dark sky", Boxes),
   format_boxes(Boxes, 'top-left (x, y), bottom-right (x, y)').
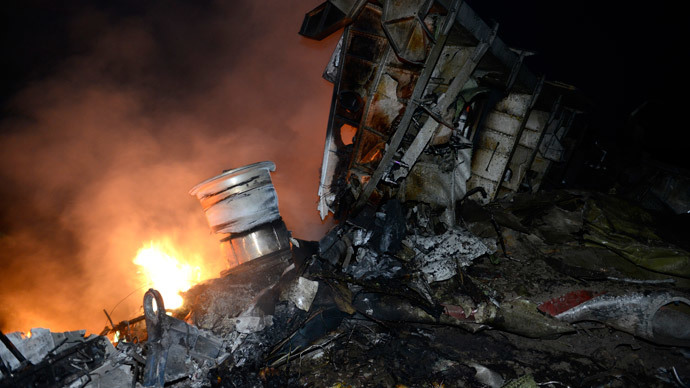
top-left (0, 0), bottom-right (683, 333)
top-left (465, 1), bottom-right (685, 169)
top-left (466, 1), bottom-right (678, 113)
top-left (3, 1), bottom-right (683, 164)
top-left (2, 1), bottom-right (681, 116)
top-left (2, 1), bottom-right (683, 146)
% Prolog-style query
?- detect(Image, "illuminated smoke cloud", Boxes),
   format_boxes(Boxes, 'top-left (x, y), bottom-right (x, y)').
top-left (0, 0), bottom-right (337, 334)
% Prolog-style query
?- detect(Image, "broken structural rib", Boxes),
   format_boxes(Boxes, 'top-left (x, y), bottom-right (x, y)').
top-left (305, 0), bottom-right (586, 222)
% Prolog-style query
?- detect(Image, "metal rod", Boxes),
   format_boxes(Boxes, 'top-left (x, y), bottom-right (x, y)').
top-left (103, 309), bottom-right (116, 331)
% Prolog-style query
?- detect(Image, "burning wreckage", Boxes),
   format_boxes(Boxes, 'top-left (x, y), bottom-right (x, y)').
top-left (2, 1), bottom-right (690, 387)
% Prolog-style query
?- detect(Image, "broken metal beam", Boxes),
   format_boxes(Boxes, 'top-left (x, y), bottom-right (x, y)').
top-left (352, 0), bottom-right (463, 212)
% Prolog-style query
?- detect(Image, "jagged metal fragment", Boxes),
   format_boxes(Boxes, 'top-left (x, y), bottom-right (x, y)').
top-left (281, 277), bottom-right (320, 312)
top-left (405, 227), bottom-right (492, 282)
top-left (234, 316), bottom-right (274, 334)
top-left (346, 248), bottom-right (403, 280)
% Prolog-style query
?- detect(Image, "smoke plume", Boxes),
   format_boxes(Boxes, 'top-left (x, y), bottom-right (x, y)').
top-left (0, 0), bottom-right (337, 334)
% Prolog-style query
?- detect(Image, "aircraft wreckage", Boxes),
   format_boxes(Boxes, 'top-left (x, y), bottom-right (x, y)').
top-left (2, 1), bottom-right (689, 387)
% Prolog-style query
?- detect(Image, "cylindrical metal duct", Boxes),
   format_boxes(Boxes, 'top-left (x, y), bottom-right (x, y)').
top-left (190, 161), bottom-right (290, 267)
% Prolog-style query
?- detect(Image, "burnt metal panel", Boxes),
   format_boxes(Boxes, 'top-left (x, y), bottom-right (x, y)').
top-left (352, 0), bottom-right (463, 212)
top-left (381, 0), bottom-right (435, 64)
top-left (391, 21), bottom-right (495, 184)
top-left (310, 0), bottom-right (585, 219)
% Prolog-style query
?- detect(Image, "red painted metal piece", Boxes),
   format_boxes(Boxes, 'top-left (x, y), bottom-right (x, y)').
top-left (538, 290), bottom-right (604, 316)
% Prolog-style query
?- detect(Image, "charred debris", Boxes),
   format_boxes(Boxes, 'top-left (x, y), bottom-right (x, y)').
top-left (2, 1), bottom-right (690, 387)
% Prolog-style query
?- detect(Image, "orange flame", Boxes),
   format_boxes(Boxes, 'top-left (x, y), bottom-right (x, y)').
top-left (133, 240), bottom-right (207, 310)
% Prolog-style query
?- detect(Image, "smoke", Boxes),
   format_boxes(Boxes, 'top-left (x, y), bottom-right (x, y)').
top-left (0, 0), bottom-right (337, 334)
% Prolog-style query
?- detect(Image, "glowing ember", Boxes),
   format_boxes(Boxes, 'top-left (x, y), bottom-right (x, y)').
top-left (133, 240), bottom-right (201, 309)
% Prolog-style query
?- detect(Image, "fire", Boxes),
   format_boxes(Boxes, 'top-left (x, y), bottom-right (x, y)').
top-left (133, 240), bottom-right (203, 310)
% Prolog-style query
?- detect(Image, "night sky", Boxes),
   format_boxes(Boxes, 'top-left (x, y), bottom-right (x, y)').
top-left (2, 1), bottom-right (683, 165)
top-left (467, 1), bottom-right (676, 112)
top-left (0, 1), bottom-right (683, 333)
top-left (467, 1), bottom-right (685, 171)
top-left (3, 2), bottom-right (682, 123)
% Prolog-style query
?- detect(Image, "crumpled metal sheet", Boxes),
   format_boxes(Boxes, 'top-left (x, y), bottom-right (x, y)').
top-left (1, 333), bottom-right (111, 388)
top-left (346, 248), bottom-right (403, 280)
top-left (0, 328), bottom-right (90, 371)
top-left (143, 289), bottom-right (227, 387)
top-left (491, 298), bottom-right (574, 338)
top-left (351, 227), bottom-right (373, 247)
top-left (0, 328), bottom-right (53, 367)
top-left (554, 292), bottom-right (690, 344)
top-left (68, 346), bottom-right (134, 388)
top-left (183, 251), bottom-right (291, 335)
top-left (400, 150), bottom-right (472, 227)
top-left (234, 315), bottom-right (274, 334)
top-left (405, 226), bottom-right (493, 282)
